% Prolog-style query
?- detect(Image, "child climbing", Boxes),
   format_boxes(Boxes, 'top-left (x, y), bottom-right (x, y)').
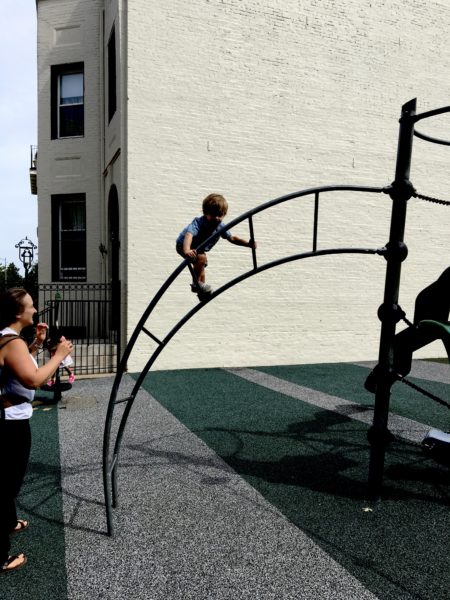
top-left (176, 193), bottom-right (257, 294)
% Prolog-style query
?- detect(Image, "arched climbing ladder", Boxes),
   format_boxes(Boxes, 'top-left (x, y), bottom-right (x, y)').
top-left (103, 99), bottom-right (450, 535)
top-left (103, 183), bottom-right (388, 535)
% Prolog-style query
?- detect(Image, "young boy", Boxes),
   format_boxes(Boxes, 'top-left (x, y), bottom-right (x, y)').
top-left (176, 193), bottom-right (256, 294)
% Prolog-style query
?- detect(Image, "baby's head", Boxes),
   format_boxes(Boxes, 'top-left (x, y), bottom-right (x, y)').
top-left (202, 193), bottom-right (228, 221)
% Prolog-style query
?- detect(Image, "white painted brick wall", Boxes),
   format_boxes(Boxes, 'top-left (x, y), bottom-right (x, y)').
top-left (126, 0), bottom-right (450, 371)
top-left (37, 1), bottom-right (450, 373)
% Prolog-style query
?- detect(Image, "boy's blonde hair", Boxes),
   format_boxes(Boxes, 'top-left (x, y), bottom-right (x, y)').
top-left (202, 193), bottom-right (228, 217)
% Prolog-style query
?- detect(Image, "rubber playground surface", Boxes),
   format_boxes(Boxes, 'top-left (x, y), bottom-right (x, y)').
top-left (1, 359), bottom-right (450, 600)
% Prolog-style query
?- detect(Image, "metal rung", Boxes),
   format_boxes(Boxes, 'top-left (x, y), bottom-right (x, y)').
top-left (142, 327), bottom-right (163, 345)
top-left (114, 396), bottom-right (133, 405)
top-left (248, 215), bottom-right (257, 270)
top-left (108, 454), bottom-right (118, 475)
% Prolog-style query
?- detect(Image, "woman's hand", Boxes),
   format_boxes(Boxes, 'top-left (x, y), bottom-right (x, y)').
top-left (54, 336), bottom-right (73, 360)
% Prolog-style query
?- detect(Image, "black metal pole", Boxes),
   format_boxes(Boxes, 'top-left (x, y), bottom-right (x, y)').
top-left (313, 192), bottom-right (319, 252)
top-left (368, 98), bottom-right (416, 499)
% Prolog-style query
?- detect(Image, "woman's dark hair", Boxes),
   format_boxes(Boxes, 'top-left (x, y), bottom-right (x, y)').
top-left (0, 288), bottom-right (28, 329)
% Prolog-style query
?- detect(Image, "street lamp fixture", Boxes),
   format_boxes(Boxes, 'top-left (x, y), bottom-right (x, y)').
top-left (15, 236), bottom-right (37, 282)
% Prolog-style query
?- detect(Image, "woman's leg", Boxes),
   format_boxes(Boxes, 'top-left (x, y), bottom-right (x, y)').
top-left (0, 419), bottom-right (31, 563)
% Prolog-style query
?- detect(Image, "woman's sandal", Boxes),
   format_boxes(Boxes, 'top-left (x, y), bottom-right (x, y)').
top-left (11, 519), bottom-right (29, 534)
top-left (0, 554), bottom-right (27, 574)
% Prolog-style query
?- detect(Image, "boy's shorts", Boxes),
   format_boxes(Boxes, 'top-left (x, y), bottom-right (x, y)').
top-left (176, 244), bottom-right (207, 265)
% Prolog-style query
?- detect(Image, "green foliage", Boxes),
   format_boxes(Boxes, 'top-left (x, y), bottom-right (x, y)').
top-left (0, 261), bottom-right (38, 301)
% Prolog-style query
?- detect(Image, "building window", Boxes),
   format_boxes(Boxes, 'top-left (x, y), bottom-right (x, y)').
top-left (107, 26), bottom-right (117, 122)
top-left (52, 194), bottom-right (87, 281)
top-left (51, 63), bottom-right (84, 139)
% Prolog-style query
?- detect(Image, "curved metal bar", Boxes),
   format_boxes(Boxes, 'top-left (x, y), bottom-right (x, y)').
top-left (103, 183), bottom-right (386, 534)
top-left (114, 246), bottom-right (385, 429)
top-left (414, 128), bottom-right (450, 147)
top-left (412, 104), bottom-right (450, 123)
top-left (199, 184), bottom-right (386, 255)
top-left (105, 247), bottom-right (384, 533)
top-left (110, 184), bottom-right (385, 380)
top-left (398, 103), bottom-right (450, 147)
top-left (114, 246), bottom-right (384, 429)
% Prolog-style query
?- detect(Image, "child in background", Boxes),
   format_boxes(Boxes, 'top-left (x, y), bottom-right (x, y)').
top-left (46, 337), bottom-right (75, 386)
top-left (176, 193), bottom-right (256, 294)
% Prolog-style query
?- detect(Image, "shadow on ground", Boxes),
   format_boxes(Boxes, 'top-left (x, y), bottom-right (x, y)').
top-left (138, 366), bottom-right (450, 600)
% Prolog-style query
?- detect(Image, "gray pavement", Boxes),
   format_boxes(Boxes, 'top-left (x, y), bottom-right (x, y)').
top-left (58, 375), bottom-right (379, 600)
top-left (55, 359), bottom-right (450, 599)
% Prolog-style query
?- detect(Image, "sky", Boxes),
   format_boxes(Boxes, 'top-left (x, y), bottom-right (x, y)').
top-left (0, 1), bottom-right (37, 272)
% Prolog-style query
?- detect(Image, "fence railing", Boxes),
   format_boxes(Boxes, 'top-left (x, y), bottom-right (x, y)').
top-left (37, 282), bottom-right (118, 375)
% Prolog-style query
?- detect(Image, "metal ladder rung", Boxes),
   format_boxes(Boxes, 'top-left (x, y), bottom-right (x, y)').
top-left (142, 327), bottom-right (163, 346)
top-left (248, 215), bottom-right (257, 270)
top-left (108, 454), bottom-right (118, 475)
top-left (114, 396), bottom-right (133, 405)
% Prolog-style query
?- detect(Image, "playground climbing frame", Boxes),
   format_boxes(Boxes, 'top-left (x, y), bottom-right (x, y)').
top-left (103, 98), bottom-right (450, 535)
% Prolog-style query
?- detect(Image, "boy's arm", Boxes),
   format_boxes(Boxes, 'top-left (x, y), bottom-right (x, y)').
top-left (229, 235), bottom-right (257, 249)
top-left (183, 232), bottom-right (197, 258)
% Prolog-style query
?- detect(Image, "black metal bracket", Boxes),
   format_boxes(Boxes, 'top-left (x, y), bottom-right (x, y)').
top-left (377, 303), bottom-right (406, 324)
top-left (382, 241), bottom-right (408, 263)
top-left (387, 179), bottom-right (416, 202)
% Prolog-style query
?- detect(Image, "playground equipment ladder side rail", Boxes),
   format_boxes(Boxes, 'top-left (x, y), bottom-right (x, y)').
top-left (103, 183), bottom-right (387, 535)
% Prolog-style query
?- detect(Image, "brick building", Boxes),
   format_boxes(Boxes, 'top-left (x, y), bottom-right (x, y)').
top-left (34, 0), bottom-right (450, 372)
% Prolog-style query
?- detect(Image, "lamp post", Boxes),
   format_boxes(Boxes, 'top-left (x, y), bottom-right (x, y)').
top-left (15, 237), bottom-right (37, 287)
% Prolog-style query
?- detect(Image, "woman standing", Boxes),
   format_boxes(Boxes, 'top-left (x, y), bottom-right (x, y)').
top-left (0, 288), bottom-right (73, 574)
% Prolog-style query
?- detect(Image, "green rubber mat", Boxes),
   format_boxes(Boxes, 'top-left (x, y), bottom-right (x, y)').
top-left (138, 365), bottom-right (450, 600)
top-left (1, 401), bottom-right (67, 600)
top-left (257, 362), bottom-right (450, 430)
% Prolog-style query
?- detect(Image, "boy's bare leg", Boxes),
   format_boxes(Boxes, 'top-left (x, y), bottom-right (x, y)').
top-left (193, 254), bottom-right (207, 283)
top-left (190, 253), bottom-right (212, 294)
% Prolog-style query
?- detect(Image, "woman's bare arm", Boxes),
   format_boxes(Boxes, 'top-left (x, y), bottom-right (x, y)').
top-left (1, 337), bottom-right (73, 389)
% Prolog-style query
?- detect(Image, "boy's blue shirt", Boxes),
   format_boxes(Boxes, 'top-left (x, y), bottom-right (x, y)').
top-left (176, 216), bottom-right (232, 252)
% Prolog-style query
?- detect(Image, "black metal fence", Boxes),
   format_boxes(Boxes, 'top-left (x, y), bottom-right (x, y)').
top-left (37, 283), bottom-right (118, 375)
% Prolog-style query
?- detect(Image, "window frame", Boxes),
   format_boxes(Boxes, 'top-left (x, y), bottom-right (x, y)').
top-left (51, 194), bottom-right (87, 282)
top-left (107, 25), bottom-right (117, 123)
top-left (51, 63), bottom-right (85, 139)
